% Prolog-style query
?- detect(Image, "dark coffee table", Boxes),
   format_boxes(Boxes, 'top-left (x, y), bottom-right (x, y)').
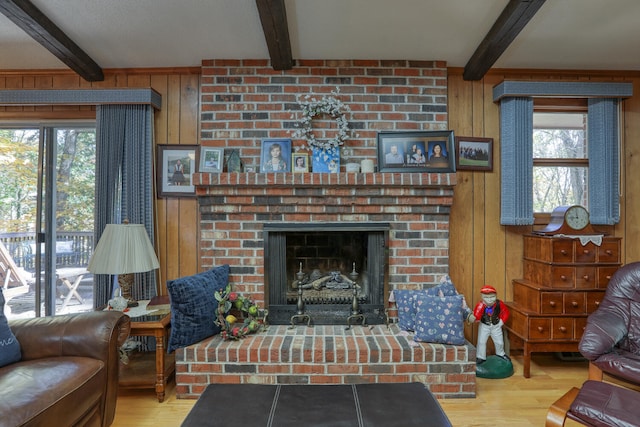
top-left (181, 382), bottom-right (452, 427)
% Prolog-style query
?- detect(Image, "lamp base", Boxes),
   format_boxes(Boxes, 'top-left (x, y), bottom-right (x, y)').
top-left (118, 273), bottom-right (139, 308)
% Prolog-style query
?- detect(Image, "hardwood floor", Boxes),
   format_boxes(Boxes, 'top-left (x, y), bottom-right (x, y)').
top-left (112, 352), bottom-right (589, 427)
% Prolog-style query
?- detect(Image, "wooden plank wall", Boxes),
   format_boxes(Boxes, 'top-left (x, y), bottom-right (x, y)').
top-left (447, 68), bottom-right (640, 344)
top-left (0, 69), bottom-right (202, 295)
top-left (2, 68), bottom-right (640, 342)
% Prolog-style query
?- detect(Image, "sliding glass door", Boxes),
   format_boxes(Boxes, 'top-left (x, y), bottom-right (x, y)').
top-left (0, 124), bottom-right (96, 318)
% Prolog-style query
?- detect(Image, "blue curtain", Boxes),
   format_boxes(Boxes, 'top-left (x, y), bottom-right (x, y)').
top-left (500, 97), bottom-right (534, 225)
top-left (94, 104), bottom-right (157, 308)
top-left (588, 99), bottom-right (620, 224)
top-left (499, 97), bottom-right (621, 226)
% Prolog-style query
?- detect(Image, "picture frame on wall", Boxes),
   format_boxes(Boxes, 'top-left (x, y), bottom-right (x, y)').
top-left (377, 130), bottom-right (456, 172)
top-left (157, 144), bottom-right (197, 198)
top-left (260, 139), bottom-right (292, 173)
top-left (455, 136), bottom-right (493, 171)
top-left (198, 147), bottom-right (223, 173)
top-left (292, 153), bottom-right (309, 173)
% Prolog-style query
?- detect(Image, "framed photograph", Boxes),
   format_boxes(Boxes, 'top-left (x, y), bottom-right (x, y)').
top-left (157, 145), bottom-right (197, 198)
top-left (292, 153), bottom-right (309, 173)
top-left (377, 131), bottom-right (455, 172)
top-left (260, 139), bottom-right (292, 173)
top-left (455, 136), bottom-right (493, 171)
top-left (198, 147), bottom-right (223, 173)
top-left (311, 148), bottom-right (340, 173)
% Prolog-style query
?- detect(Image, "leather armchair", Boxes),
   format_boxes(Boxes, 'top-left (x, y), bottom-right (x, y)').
top-left (546, 262), bottom-right (640, 427)
top-left (1, 311), bottom-right (130, 427)
top-left (579, 261), bottom-right (640, 385)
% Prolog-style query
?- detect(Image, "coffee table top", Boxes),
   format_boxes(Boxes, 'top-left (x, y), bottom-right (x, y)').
top-left (182, 382), bottom-right (452, 427)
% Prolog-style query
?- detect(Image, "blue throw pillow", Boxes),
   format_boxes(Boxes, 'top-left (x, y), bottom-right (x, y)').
top-left (426, 275), bottom-right (458, 297)
top-left (167, 264), bottom-right (229, 352)
top-left (414, 293), bottom-right (465, 345)
top-left (0, 288), bottom-right (21, 367)
top-left (394, 290), bottom-right (420, 331)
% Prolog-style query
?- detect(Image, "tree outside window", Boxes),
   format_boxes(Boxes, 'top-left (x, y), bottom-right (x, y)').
top-left (533, 111), bottom-right (588, 213)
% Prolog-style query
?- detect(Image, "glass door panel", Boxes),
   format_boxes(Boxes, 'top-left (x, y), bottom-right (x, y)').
top-left (0, 125), bottom-right (96, 319)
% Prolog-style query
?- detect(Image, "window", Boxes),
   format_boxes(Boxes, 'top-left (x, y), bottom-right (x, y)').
top-left (533, 108), bottom-right (588, 212)
top-left (494, 81), bottom-right (631, 225)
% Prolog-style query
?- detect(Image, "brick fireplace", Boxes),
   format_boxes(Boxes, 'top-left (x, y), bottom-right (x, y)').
top-left (196, 58), bottom-right (454, 308)
top-left (174, 59), bottom-right (476, 399)
top-left (195, 171), bottom-right (456, 305)
top-left (174, 171), bottom-right (476, 399)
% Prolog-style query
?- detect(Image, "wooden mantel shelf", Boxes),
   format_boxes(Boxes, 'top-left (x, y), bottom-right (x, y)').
top-left (193, 172), bottom-right (457, 192)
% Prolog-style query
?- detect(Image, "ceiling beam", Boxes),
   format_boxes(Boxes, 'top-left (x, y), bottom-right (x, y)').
top-left (255, 0), bottom-right (293, 71)
top-left (463, 0), bottom-right (546, 81)
top-left (0, 0), bottom-right (104, 81)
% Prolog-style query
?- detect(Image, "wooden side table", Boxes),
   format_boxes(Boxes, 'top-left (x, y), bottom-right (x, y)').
top-left (118, 304), bottom-right (174, 402)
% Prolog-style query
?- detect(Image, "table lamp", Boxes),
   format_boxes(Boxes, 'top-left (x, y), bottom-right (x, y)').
top-left (87, 221), bottom-right (160, 307)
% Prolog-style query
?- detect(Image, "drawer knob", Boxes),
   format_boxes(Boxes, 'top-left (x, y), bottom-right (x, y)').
top-left (571, 301), bottom-right (578, 307)
top-left (583, 275), bottom-right (590, 281)
top-left (583, 249), bottom-right (590, 255)
top-left (561, 249), bottom-right (568, 255)
top-left (606, 275), bottom-right (612, 280)
top-left (559, 326), bottom-right (567, 333)
top-left (537, 326), bottom-right (544, 332)
top-left (595, 301), bottom-right (600, 307)
top-left (560, 275), bottom-right (567, 281)
top-left (549, 301), bottom-right (557, 307)
top-left (605, 249), bottom-right (613, 255)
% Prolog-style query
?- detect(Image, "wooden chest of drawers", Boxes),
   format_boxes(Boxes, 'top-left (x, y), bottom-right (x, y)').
top-left (505, 234), bottom-right (620, 377)
top-left (512, 280), bottom-right (605, 315)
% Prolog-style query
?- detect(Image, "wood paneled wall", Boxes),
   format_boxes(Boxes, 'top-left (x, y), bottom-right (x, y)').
top-left (3, 67), bottom-right (640, 342)
top-left (447, 68), bottom-right (640, 343)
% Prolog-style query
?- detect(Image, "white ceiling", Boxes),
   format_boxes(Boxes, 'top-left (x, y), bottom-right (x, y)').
top-left (0, 0), bottom-right (639, 73)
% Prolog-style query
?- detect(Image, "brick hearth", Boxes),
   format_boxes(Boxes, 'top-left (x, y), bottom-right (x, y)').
top-left (176, 324), bottom-right (476, 400)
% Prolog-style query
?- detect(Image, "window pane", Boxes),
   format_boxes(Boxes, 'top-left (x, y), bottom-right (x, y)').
top-left (533, 113), bottom-right (587, 159)
top-left (533, 166), bottom-right (588, 212)
top-left (0, 126), bottom-right (96, 319)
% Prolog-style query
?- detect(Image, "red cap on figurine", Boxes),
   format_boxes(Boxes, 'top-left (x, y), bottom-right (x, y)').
top-left (480, 285), bottom-right (497, 294)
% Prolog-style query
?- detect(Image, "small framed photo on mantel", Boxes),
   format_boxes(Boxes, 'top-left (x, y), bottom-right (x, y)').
top-left (377, 130), bottom-right (456, 173)
top-left (292, 153), bottom-right (309, 173)
top-left (260, 139), bottom-right (292, 173)
top-left (198, 147), bottom-right (223, 173)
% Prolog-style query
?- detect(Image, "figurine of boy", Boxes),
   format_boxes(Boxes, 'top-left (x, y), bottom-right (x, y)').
top-left (469, 285), bottom-right (511, 365)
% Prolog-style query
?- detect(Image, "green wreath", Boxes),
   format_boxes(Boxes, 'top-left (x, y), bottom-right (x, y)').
top-left (214, 284), bottom-right (266, 340)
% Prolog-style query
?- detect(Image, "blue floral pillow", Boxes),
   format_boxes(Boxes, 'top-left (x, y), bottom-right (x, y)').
top-left (426, 275), bottom-right (458, 297)
top-left (167, 264), bottom-right (229, 352)
top-left (414, 293), bottom-right (465, 345)
top-left (394, 290), bottom-right (420, 331)
top-left (0, 288), bottom-right (21, 367)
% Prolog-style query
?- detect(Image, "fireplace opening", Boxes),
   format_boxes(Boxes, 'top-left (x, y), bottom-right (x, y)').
top-left (264, 223), bottom-right (389, 325)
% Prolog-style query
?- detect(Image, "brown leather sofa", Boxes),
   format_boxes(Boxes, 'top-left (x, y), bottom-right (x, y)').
top-left (0, 311), bottom-right (130, 427)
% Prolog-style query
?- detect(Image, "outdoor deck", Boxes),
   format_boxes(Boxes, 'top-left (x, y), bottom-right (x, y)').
top-left (4, 268), bottom-right (94, 320)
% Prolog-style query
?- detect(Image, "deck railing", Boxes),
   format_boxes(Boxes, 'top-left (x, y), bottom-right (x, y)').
top-left (0, 232), bottom-right (94, 271)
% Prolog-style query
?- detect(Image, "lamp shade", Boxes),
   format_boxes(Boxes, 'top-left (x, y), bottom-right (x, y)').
top-left (87, 224), bottom-right (160, 274)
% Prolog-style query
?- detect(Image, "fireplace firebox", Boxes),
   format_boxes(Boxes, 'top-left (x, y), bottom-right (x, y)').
top-left (264, 223), bottom-right (389, 325)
